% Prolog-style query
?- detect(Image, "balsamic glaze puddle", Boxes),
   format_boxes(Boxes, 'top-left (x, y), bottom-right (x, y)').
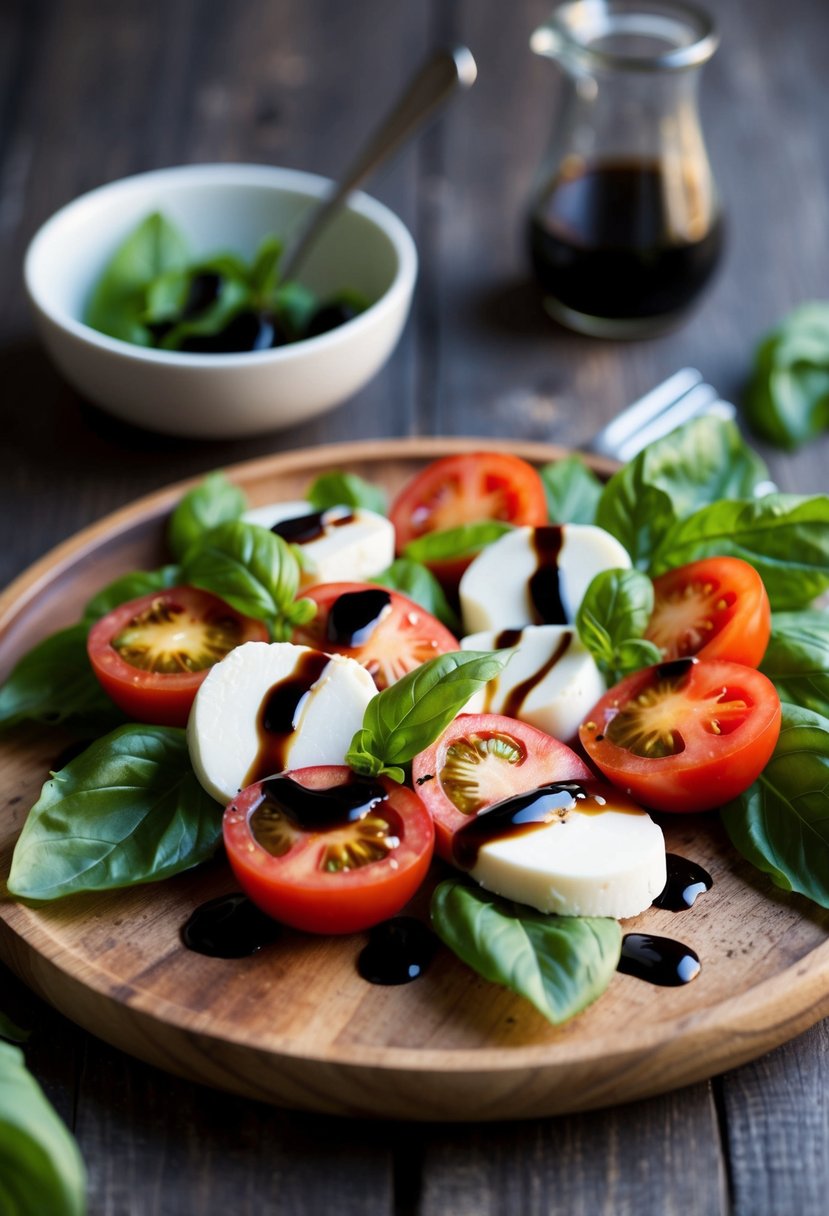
top-left (327, 588), bottom-right (391, 648)
top-left (653, 853), bottom-right (713, 912)
top-left (618, 934), bottom-right (701, 987)
top-left (357, 917), bottom-right (438, 985)
top-left (182, 893), bottom-right (281, 958)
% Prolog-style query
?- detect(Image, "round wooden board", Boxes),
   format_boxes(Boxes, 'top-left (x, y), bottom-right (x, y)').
top-left (1, 437), bottom-right (828, 1122)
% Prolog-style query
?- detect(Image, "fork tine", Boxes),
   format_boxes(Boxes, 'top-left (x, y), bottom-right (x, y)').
top-left (588, 367), bottom-right (704, 458)
top-left (612, 385), bottom-right (735, 462)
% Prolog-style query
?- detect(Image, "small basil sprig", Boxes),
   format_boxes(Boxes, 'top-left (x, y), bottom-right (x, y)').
top-left (7, 725), bottom-right (222, 902)
top-left (760, 611), bottom-right (829, 718)
top-left (0, 1040), bottom-right (87, 1216)
top-left (576, 569), bottom-right (661, 685)
top-left (306, 470), bottom-right (387, 516)
top-left (180, 520), bottom-right (315, 640)
top-left (168, 471), bottom-right (248, 561)
top-left (371, 558), bottom-right (461, 634)
top-left (403, 521), bottom-right (513, 564)
top-left (745, 302), bottom-right (829, 450)
top-left (540, 455), bottom-right (603, 525)
top-left (431, 879), bottom-right (622, 1025)
top-left (721, 704), bottom-right (829, 910)
top-left (346, 650), bottom-right (511, 782)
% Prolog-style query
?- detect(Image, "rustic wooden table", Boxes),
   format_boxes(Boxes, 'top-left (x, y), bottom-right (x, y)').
top-left (1, 1), bottom-right (828, 1213)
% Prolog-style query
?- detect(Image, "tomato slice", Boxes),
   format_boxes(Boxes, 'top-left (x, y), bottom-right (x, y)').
top-left (646, 557), bottom-right (771, 667)
top-left (389, 453), bottom-right (549, 590)
top-left (411, 713), bottom-right (591, 861)
top-left (579, 657), bottom-right (781, 813)
top-left (223, 766), bottom-right (434, 934)
top-left (290, 582), bottom-right (458, 690)
top-left (87, 587), bottom-right (268, 727)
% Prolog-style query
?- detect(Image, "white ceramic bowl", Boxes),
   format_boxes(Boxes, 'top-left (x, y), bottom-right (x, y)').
top-left (24, 164), bottom-right (418, 438)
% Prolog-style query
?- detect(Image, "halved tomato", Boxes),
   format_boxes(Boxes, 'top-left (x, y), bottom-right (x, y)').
top-left (645, 557), bottom-right (771, 667)
top-left (411, 713), bottom-right (591, 861)
top-left (579, 657), bottom-right (781, 813)
top-left (223, 766), bottom-right (434, 934)
top-left (389, 453), bottom-right (549, 590)
top-left (290, 582), bottom-right (458, 690)
top-left (87, 586), bottom-right (268, 727)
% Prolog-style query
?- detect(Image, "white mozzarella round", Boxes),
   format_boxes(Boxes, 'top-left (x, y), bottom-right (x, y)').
top-left (459, 523), bottom-right (632, 635)
top-left (467, 785), bottom-right (666, 919)
top-left (243, 501), bottom-right (394, 588)
top-left (460, 625), bottom-right (605, 741)
top-left (187, 641), bottom-right (376, 804)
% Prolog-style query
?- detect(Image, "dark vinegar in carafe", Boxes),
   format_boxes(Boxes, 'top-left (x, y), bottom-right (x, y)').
top-left (528, 159), bottom-right (723, 322)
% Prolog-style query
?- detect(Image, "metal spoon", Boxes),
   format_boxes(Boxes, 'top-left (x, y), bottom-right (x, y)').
top-left (279, 46), bottom-right (477, 281)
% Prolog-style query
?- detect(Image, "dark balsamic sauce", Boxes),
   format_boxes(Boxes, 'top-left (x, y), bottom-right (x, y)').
top-left (357, 917), bottom-right (438, 985)
top-left (181, 893), bottom-right (281, 958)
top-left (327, 588), bottom-right (391, 648)
top-left (653, 853), bottom-right (713, 912)
top-left (494, 628), bottom-right (523, 649)
top-left (243, 649), bottom-right (330, 786)
top-left (528, 526), bottom-right (567, 624)
top-left (501, 631), bottom-right (572, 720)
top-left (250, 773), bottom-right (389, 853)
top-left (654, 656), bottom-right (697, 683)
top-left (618, 933), bottom-right (701, 986)
top-left (271, 511), bottom-right (327, 544)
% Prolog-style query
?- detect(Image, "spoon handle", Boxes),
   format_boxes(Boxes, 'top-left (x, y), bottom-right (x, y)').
top-left (280, 46), bottom-right (477, 281)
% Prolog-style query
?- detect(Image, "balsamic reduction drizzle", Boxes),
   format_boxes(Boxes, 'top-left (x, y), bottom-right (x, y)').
top-left (494, 628), bottom-right (523, 649)
top-left (528, 526), bottom-right (567, 625)
top-left (271, 509), bottom-right (356, 546)
top-left (618, 933), bottom-right (700, 986)
top-left (181, 893), bottom-right (281, 958)
top-left (243, 650), bottom-right (330, 786)
top-left (654, 656), bottom-right (697, 683)
top-left (250, 773), bottom-right (389, 848)
top-left (501, 632), bottom-right (572, 720)
top-left (327, 588), bottom-right (392, 648)
top-left (452, 780), bottom-right (588, 870)
top-left (653, 854), bottom-right (713, 912)
top-left (357, 917), bottom-right (438, 986)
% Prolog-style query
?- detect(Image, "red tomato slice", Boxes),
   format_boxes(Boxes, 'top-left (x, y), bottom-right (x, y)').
top-left (646, 556), bottom-right (771, 667)
top-left (389, 453), bottom-right (549, 590)
top-left (411, 713), bottom-right (591, 862)
top-left (290, 582), bottom-right (458, 690)
top-left (87, 587), bottom-right (268, 727)
top-left (223, 766), bottom-right (434, 934)
top-left (579, 657), bottom-right (781, 814)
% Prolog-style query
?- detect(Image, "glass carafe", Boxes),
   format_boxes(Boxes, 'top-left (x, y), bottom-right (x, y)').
top-left (528, 0), bottom-right (723, 337)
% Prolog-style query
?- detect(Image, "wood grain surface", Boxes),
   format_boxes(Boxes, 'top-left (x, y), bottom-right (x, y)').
top-left (2, 441), bottom-right (828, 1122)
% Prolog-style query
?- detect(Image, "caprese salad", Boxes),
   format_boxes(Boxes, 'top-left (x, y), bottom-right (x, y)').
top-left (2, 415), bottom-right (828, 1026)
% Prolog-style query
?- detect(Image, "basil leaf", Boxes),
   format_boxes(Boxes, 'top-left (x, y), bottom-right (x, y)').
top-left (0, 1041), bottom-right (87, 1216)
top-left (371, 559), bottom-right (461, 634)
top-left (404, 521), bottom-right (513, 564)
top-left (596, 416), bottom-right (770, 568)
top-left (8, 725), bottom-right (221, 901)
top-left (540, 455), bottom-right (603, 525)
top-left (82, 565), bottom-right (180, 622)
top-left (249, 235), bottom-right (283, 299)
top-left (346, 650), bottom-right (511, 780)
top-left (85, 212), bottom-right (188, 345)
top-left (744, 303), bottom-right (829, 450)
top-left (306, 470), bottom-right (387, 516)
top-left (159, 278), bottom-right (250, 350)
top-left (0, 624), bottom-right (124, 734)
top-left (760, 611), bottom-right (829, 718)
top-left (431, 879), bottom-right (622, 1025)
top-left (576, 568), bottom-right (661, 683)
top-left (272, 281), bottom-right (319, 339)
top-left (168, 472), bottom-right (248, 561)
top-left (651, 494), bottom-right (829, 610)
top-left (180, 520), bottom-right (301, 636)
top-left (0, 1012), bottom-right (30, 1043)
top-left (721, 704), bottom-right (829, 909)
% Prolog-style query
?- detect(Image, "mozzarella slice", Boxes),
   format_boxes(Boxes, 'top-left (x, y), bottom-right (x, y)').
top-left (460, 625), bottom-right (605, 741)
top-left (244, 501), bottom-right (394, 588)
top-left (459, 523), bottom-right (631, 635)
top-left (188, 641), bottom-right (376, 803)
top-left (461, 782), bottom-right (666, 919)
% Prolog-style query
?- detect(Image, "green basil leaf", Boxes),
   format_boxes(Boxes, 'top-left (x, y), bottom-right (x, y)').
top-left (142, 267), bottom-right (191, 323)
top-left (596, 416), bottom-right (770, 568)
top-left (85, 212), bottom-right (188, 345)
top-left (651, 494), bottom-right (829, 610)
top-left (306, 470), bottom-right (387, 516)
top-left (540, 455), bottom-right (603, 525)
top-left (404, 521), bottom-right (513, 564)
top-left (168, 472), bottom-right (248, 561)
top-left (180, 520), bottom-right (301, 633)
top-left (760, 611), bottom-right (829, 718)
top-left (159, 278), bottom-right (250, 350)
top-left (272, 281), bottom-right (319, 339)
top-left (82, 565), bottom-right (180, 622)
top-left (576, 568), bottom-right (658, 683)
top-left (744, 303), bottom-right (829, 450)
top-left (8, 725), bottom-right (221, 901)
top-left (0, 1041), bottom-right (87, 1216)
top-left (346, 650), bottom-right (511, 779)
top-left (248, 235), bottom-right (283, 299)
top-left (0, 1012), bottom-right (30, 1044)
top-left (0, 624), bottom-right (124, 734)
top-left (431, 879), bottom-right (621, 1025)
top-left (721, 704), bottom-right (829, 909)
top-left (371, 559), bottom-right (461, 634)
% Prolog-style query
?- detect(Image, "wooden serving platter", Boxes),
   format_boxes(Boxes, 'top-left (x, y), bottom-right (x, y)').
top-left (1, 437), bottom-right (828, 1122)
